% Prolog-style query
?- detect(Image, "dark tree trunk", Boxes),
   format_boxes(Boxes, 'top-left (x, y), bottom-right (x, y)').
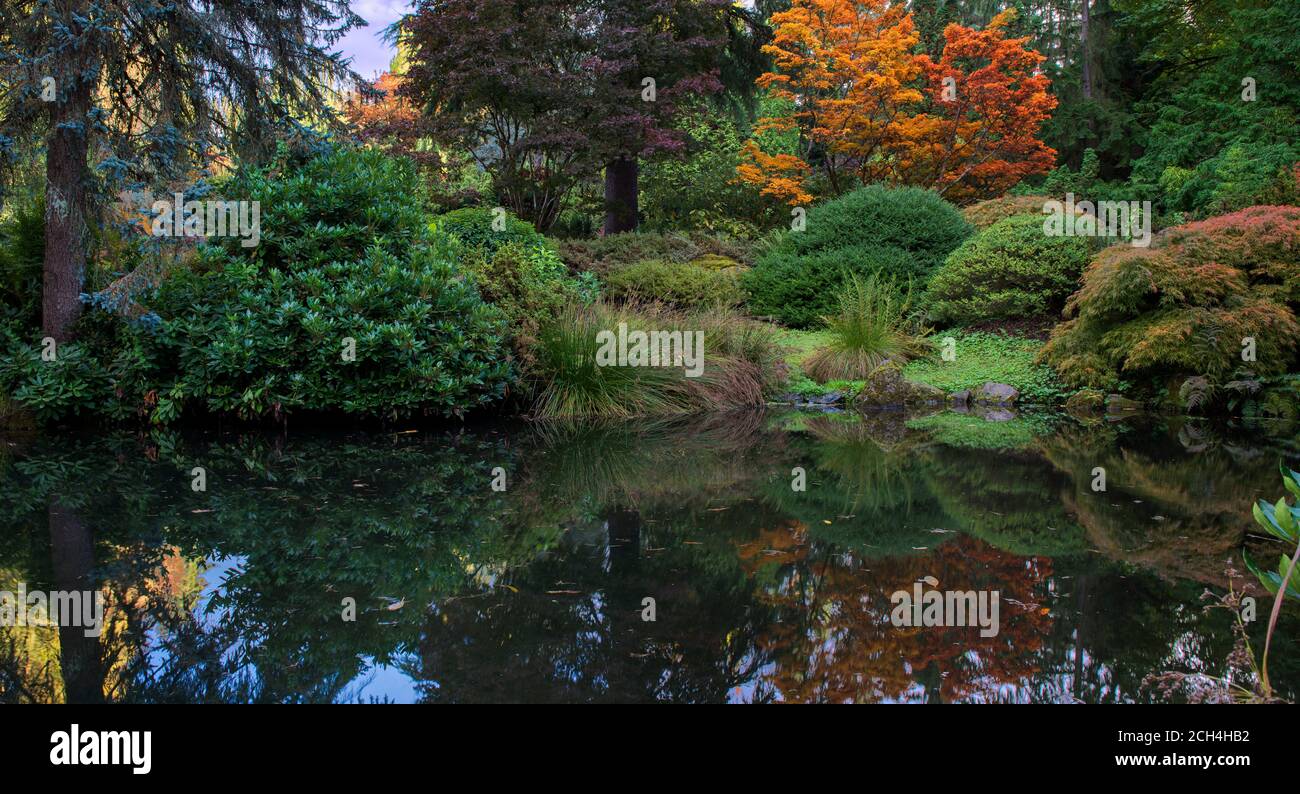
top-left (1080, 0), bottom-right (1093, 100)
top-left (48, 498), bottom-right (104, 703)
top-left (42, 77), bottom-right (92, 342)
top-left (602, 157), bottom-right (639, 235)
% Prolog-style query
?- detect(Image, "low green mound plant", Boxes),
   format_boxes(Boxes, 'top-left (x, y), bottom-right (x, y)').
top-left (603, 259), bottom-right (746, 310)
top-left (962, 195), bottom-right (1055, 230)
top-left (432, 206), bottom-right (547, 256)
top-left (556, 231), bottom-right (754, 277)
top-left (744, 185), bottom-right (971, 328)
top-left (927, 214), bottom-right (1092, 325)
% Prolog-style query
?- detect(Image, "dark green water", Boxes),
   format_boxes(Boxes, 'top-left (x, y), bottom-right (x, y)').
top-left (1, 408), bottom-right (1296, 703)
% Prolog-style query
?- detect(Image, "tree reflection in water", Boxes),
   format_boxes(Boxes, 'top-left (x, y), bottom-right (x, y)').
top-left (0, 411), bottom-right (1294, 702)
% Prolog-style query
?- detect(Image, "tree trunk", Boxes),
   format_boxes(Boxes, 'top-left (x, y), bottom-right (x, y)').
top-left (49, 498), bottom-right (104, 703)
top-left (42, 78), bottom-right (92, 342)
top-left (1080, 0), bottom-right (1093, 100)
top-left (602, 157), bottom-right (639, 235)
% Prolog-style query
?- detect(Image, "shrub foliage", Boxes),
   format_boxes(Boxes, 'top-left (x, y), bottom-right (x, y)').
top-left (927, 214), bottom-right (1092, 325)
top-left (744, 185), bottom-right (972, 328)
top-left (1042, 205), bottom-right (1300, 391)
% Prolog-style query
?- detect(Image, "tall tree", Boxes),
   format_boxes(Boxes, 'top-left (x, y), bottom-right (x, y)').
top-left (400, 0), bottom-right (730, 233)
top-left (737, 1), bottom-right (1056, 205)
top-left (0, 0), bottom-right (363, 341)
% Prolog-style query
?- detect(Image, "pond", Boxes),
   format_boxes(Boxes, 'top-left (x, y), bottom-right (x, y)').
top-left (1, 408), bottom-right (1296, 703)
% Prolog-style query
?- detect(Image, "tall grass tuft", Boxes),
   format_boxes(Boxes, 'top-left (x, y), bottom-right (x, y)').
top-left (528, 301), bottom-right (786, 419)
top-left (804, 274), bottom-right (930, 383)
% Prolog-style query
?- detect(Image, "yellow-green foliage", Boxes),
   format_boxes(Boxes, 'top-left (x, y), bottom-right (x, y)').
top-left (962, 195), bottom-right (1055, 230)
top-left (1043, 206), bottom-right (1300, 391)
top-left (689, 254), bottom-right (743, 270)
top-left (603, 259), bottom-right (747, 309)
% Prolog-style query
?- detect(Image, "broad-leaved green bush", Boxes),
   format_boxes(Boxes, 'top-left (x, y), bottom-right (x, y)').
top-left (2, 147), bottom-right (512, 423)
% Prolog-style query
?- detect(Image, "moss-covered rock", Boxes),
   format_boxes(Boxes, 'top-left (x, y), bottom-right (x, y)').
top-left (1065, 389), bottom-right (1106, 413)
top-left (974, 382), bottom-right (1019, 406)
top-left (855, 361), bottom-right (945, 409)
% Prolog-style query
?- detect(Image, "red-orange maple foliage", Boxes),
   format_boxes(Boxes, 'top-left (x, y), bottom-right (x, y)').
top-left (737, 3), bottom-right (1057, 205)
top-left (912, 11), bottom-right (1059, 203)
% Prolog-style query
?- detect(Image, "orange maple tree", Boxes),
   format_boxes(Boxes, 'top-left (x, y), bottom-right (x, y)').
top-left (342, 72), bottom-right (428, 162)
top-left (737, 3), bottom-right (1057, 205)
top-left (912, 12), bottom-right (1059, 203)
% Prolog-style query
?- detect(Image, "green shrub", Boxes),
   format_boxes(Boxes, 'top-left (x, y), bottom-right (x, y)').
top-left (962, 195), bottom-right (1054, 230)
top-left (804, 274), bottom-right (929, 382)
top-left (744, 245), bottom-right (919, 329)
top-left (927, 215), bottom-right (1092, 325)
top-left (465, 241), bottom-right (596, 370)
top-left (744, 185), bottom-right (971, 328)
top-left (556, 231), bottom-right (755, 277)
top-left (432, 206), bottom-right (547, 257)
top-left (603, 259), bottom-right (746, 310)
top-left (2, 148), bottom-right (513, 424)
top-left (0, 196), bottom-right (44, 329)
top-left (1042, 205), bottom-right (1300, 393)
top-left (1156, 144), bottom-right (1300, 217)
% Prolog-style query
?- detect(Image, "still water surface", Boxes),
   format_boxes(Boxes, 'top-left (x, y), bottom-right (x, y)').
top-left (1, 408), bottom-right (1296, 702)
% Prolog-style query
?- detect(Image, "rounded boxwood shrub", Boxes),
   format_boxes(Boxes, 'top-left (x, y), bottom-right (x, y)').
top-left (1042, 205), bottom-right (1300, 392)
top-left (927, 214), bottom-right (1092, 325)
top-left (744, 185), bottom-right (971, 327)
top-left (432, 206), bottom-right (547, 257)
top-left (138, 149), bottom-right (512, 421)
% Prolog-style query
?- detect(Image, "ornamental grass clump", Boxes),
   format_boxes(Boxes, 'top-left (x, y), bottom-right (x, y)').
top-left (528, 301), bottom-right (785, 419)
top-left (804, 274), bottom-right (930, 383)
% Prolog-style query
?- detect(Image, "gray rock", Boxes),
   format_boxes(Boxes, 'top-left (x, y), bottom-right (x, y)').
top-left (949, 389), bottom-right (971, 407)
top-left (1106, 394), bottom-right (1143, 413)
top-left (974, 382), bottom-right (1019, 406)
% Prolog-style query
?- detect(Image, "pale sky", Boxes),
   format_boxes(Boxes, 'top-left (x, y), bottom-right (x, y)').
top-left (338, 0), bottom-right (408, 80)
